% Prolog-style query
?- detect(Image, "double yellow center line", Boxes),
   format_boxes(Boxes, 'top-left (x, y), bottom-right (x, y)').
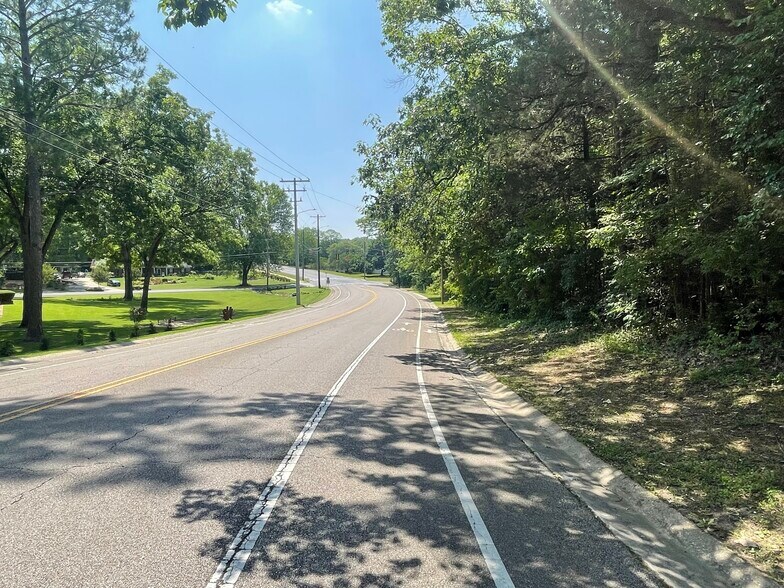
top-left (0, 289), bottom-right (378, 425)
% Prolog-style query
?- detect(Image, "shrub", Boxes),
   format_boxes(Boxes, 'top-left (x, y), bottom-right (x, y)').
top-left (39, 337), bottom-right (50, 351)
top-left (147, 322), bottom-right (157, 335)
top-left (42, 263), bottom-right (60, 288)
top-left (108, 329), bottom-right (117, 342)
top-left (76, 329), bottom-right (85, 346)
top-left (91, 259), bottom-right (111, 283)
top-left (129, 307), bottom-right (147, 324)
top-left (130, 324), bottom-right (140, 338)
top-left (0, 339), bottom-right (13, 357)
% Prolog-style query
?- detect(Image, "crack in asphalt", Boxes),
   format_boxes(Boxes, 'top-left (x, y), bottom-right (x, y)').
top-left (0, 392), bottom-right (208, 511)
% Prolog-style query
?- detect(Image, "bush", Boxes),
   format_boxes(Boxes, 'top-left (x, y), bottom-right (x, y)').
top-left (129, 307), bottom-right (147, 324)
top-left (91, 259), bottom-right (111, 283)
top-left (130, 324), bottom-right (140, 338)
top-left (108, 329), bottom-right (117, 342)
top-left (147, 322), bottom-right (157, 335)
top-left (75, 329), bottom-right (85, 346)
top-left (0, 339), bottom-right (14, 357)
top-left (42, 263), bottom-right (60, 288)
top-left (39, 337), bottom-right (50, 351)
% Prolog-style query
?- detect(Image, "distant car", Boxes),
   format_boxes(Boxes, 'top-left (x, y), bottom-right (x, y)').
top-left (107, 278), bottom-right (121, 287)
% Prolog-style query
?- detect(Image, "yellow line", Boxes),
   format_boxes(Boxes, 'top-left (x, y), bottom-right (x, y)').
top-left (0, 288), bottom-right (378, 425)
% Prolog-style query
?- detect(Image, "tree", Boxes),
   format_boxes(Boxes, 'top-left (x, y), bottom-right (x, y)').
top-left (360, 0), bottom-right (784, 332)
top-left (158, 0), bottom-right (237, 28)
top-left (221, 180), bottom-right (291, 287)
top-left (81, 70), bottom-right (222, 311)
top-left (0, 0), bottom-right (142, 340)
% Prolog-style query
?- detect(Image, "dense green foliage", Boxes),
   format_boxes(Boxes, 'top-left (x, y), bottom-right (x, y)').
top-left (158, 0), bottom-right (237, 28)
top-left (0, 2), bottom-right (294, 338)
top-left (359, 0), bottom-right (784, 336)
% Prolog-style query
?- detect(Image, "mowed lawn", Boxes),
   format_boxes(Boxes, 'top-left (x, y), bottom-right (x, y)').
top-left (0, 287), bottom-right (329, 357)
top-left (117, 273), bottom-right (291, 290)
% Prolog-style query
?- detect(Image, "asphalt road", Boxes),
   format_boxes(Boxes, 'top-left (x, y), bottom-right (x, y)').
top-left (0, 279), bottom-right (660, 587)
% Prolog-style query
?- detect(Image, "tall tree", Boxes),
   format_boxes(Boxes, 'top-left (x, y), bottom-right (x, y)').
top-left (361, 0), bottom-right (784, 330)
top-left (0, 0), bottom-right (142, 339)
top-left (222, 180), bottom-right (291, 287)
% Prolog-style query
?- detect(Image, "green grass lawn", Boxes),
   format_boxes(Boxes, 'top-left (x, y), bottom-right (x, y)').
top-left (433, 297), bottom-right (784, 581)
top-left (0, 287), bottom-right (329, 358)
top-left (115, 273), bottom-right (292, 290)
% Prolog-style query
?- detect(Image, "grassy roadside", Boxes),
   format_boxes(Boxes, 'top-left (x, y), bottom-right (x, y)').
top-left (0, 288), bottom-right (329, 358)
top-left (117, 273), bottom-right (291, 290)
top-left (432, 297), bottom-right (783, 581)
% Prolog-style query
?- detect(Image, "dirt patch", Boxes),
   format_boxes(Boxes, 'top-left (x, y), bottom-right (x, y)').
top-left (442, 306), bottom-right (784, 582)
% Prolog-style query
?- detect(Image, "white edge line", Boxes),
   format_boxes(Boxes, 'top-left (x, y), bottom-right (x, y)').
top-left (206, 291), bottom-right (409, 588)
top-left (413, 295), bottom-right (516, 588)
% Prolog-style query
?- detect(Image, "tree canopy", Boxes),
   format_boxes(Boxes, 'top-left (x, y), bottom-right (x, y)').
top-left (359, 0), bottom-right (784, 334)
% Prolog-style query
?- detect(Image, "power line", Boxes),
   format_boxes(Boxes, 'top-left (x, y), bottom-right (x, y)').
top-left (311, 188), bottom-right (360, 210)
top-left (8, 54), bottom-right (286, 182)
top-left (139, 37), bottom-right (310, 180)
top-left (0, 113), bottom-right (238, 220)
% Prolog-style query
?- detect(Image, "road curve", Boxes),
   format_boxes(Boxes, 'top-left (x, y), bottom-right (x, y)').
top-left (0, 283), bottom-right (659, 587)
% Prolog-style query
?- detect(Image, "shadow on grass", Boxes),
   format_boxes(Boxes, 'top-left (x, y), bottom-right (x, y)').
top-left (439, 305), bottom-right (784, 581)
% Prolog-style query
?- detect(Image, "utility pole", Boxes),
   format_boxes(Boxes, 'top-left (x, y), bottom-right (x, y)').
top-left (363, 230), bottom-right (368, 279)
top-left (281, 178), bottom-right (309, 305)
top-left (266, 251), bottom-right (270, 290)
top-left (311, 214), bottom-right (324, 288)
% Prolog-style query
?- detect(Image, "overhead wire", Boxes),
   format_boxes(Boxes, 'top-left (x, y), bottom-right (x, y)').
top-left (139, 37), bottom-right (310, 181)
top-left (0, 112), bottom-right (239, 221)
top-left (8, 53), bottom-right (286, 182)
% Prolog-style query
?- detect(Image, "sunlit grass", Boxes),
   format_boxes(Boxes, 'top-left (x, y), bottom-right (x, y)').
top-left (0, 288), bottom-right (329, 358)
top-left (432, 298), bottom-right (784, 580)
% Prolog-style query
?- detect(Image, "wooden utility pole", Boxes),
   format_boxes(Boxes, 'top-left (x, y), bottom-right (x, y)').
top-left (311, 214), bottom-right (325, 288)
top-left (281, 179), bottom-right (309, 305)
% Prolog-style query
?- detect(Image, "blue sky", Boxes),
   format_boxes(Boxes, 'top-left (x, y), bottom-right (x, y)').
top-left (132, 0), bottom-right (407, 237)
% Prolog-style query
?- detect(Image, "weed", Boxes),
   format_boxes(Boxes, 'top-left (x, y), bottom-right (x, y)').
top-left (0, 339), bottom-right (13, 357)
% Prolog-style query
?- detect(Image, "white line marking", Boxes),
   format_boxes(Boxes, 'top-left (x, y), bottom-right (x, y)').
top-left (413, 297), bottom-right (516, 588)
top-left (206, 292), bottom-right (409, 588)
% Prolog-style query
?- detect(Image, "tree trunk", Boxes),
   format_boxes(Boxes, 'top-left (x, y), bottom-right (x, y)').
top-left (140, 233), bottom-right (164, 312)
top-left (121, 242), bottom-right (134, 301)
top-left (241, 262), bottom-right (251, 287)
top-left (440, 263), bottom-right (445, 304)
top-left (17, 0), bottom-right (44, 341)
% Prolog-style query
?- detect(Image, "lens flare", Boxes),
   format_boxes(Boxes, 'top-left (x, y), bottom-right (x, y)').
top-left (540, 0), bottom-right (752, 192)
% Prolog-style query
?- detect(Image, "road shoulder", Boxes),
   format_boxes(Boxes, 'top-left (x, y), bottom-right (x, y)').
top-left (415, 294), bottom-right (779, 588)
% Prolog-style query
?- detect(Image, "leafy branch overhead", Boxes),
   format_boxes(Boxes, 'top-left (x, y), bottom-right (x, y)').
top-left (158, 0), bottom-right (238, 28)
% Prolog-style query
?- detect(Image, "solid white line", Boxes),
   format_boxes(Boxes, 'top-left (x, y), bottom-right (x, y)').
top-left (0, 284), bottom-right (351, 379)
top-left (413, 297), bottom-right (516, 588)
top-left (206, 292), bottom-right (409, 588)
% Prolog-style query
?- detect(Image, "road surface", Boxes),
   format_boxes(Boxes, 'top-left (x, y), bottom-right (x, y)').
top-left (0, 279), bottom-right (660, 587)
